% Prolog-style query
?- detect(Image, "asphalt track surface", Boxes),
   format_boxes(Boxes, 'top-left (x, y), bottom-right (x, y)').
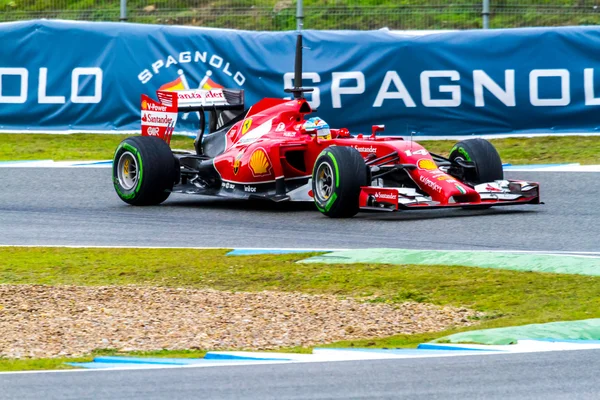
top-left (0, 168), bottom-right (598, 251)
top-left (2, 349), bottom-right (600, 399)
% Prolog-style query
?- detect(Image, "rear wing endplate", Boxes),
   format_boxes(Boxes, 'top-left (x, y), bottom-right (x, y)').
top-left (141, 89), bottom-right (245, 144)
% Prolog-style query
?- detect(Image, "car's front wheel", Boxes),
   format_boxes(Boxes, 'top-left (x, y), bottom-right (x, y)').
top-left (312, 146), bottom-right (367, 218)
top-left (112, 136), bottom-right (177, 206)
top-left (449, 138), bottom-right (503, 185)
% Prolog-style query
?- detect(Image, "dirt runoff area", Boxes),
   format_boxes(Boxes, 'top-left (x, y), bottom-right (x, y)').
top-left (0, 285), bottom-right (482, 358)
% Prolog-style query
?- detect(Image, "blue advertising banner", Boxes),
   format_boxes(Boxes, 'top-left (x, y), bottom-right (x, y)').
top-left (2, 20), bottom-right (600, 137)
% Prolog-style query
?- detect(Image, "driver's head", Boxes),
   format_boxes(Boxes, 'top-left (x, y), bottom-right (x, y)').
top-left (303, 117), bottom-right (332, 139)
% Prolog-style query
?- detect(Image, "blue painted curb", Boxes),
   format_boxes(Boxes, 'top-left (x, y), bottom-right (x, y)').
top-left (204, 352), bottom-right (291, 361)
top-left (316, 347), bottom-right (485, 355)
top-left (417, 343), bottom-right (503, 352)
top-left (72, 160), bottom-right (112, 166)
top-left (66, 362), bottom-right (147, 369)
top-left (91, 356), bottom-right (203, 365)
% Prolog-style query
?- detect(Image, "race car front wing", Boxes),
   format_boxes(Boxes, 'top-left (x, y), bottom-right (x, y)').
top-left (359, 180), bottom-right (540, 212)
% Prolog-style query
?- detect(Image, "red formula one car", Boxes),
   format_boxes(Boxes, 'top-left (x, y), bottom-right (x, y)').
top-left (112, 36), bottom-right (540, 218)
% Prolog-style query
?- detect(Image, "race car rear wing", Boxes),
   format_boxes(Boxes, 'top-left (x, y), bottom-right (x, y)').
top-left (165, 88), bottom-right (245, 112)
top-left (141, 88), bottom-right (245, 144)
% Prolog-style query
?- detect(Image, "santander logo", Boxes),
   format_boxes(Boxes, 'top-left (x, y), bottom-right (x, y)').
top-left (353, 145), bottom-right (377, 153)
top-left (375, 192), bottom-right (397, 200)
top-left (142, 113), bottom-right (173, 124)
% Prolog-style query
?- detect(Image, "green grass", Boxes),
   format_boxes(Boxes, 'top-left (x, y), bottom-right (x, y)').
top-left (1, 246), bottom-right (599, 370)
top-left (1, 134), bottom-right (599, 165)
top-left (0, 348), bottom-right (208, 372)
top-left (2, 0), bottom-right (599, 30)
top-left (0, 134), bottom-right (194, 162)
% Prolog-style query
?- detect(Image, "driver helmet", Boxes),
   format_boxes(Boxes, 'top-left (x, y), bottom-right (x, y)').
top-left (302, 117), bottom-right (332, 139)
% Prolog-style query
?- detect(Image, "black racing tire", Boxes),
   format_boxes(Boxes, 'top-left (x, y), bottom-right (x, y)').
top-left (312, 146), bottom-right (367, 218)
top-left (449, 138), bottom-right (503, 185)
top-left (112, 136), bottom-right (177, 206)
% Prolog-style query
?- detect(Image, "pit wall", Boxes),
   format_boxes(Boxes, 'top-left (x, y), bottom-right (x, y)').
top-left (2, 20), bottom-right (600, 136)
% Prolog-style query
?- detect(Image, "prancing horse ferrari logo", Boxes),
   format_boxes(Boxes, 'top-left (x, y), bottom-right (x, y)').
top-left (241, 118), bottom-right (253, 135)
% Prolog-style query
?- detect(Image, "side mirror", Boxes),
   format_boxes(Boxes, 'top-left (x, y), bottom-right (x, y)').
top-left (371, 125), bottom-right (385, 138)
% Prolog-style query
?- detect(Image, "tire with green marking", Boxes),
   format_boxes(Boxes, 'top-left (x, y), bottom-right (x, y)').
top-left (449, 138), bottom-right (503, 185)
top-left (112, 136), bottom-right (176, 206)
top-left (312, 146), bottom-right (367, 218)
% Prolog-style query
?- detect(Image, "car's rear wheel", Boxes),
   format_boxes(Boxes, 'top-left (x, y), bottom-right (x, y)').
top-left (112, 136), bottom-right (177, 206)
top-left (449, 138), bottom-right (503, 185)
top-left (312, 146), bottom-right (367, 218)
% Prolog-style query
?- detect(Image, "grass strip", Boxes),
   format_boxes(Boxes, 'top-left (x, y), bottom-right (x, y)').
top-left (1, 134), bottom-right (600, 165)
top-left (0, 349), bottom-right (207, 372)
top-left (0, 134), bottom-right (193, 162)
top-left (432, 318), bottom-right (600, 345)
top-left (302, 249), bottom-right (600, 276)
top-left (0, 247), bottom-right (599, 369)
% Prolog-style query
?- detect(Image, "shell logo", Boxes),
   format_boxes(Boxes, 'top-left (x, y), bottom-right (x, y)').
top-left (417, 158), bottom-right (437, 171)
top-left (249, 148), bottom-right (272, 177)
top-left (141, 100), bottom-right (148, 110)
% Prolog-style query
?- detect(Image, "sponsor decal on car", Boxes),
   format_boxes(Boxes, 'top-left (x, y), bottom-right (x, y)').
top-left (419, 175), bottom-right (443, 193)
top-left (241, 118), bottom-right (253, 135)
top-left (233, 152), bottom-right (243, 175)
top-left (141, 101), bottom-right (168, 112)
top-left (432, 173), bottom-right (458, 183)
top-left (485, 183), bottom-right (502, 192)
top-left (353, 145), bottom-right (377, 153)
top-left (374, 191), bottom-right (397, 201)
top-left (176, 90), bottom-right (224, 100)
top-left (249, 148), bottom-right (273, 177)
top-left (283, 131), bottom-right (296, 137)
top-left (244, 185), bottom-right (257, 193)
top-left (237, 119), bottom-right (274, 145)
top-left (141, 111), bottom-right (176, 127)
top-left (146, 126), bottom-right (160, 136)
top-left (221, 181), bottom-right (236, 190)
top-left (275, 122), bottom-right (286, 132)
top-left (417, 158), bottom-right (437, 171)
